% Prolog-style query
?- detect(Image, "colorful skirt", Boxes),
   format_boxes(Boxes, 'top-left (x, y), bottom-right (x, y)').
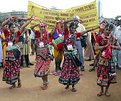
top-left (2, 49), bottom-right (21, 85)
top-left (97, 57), bottom-right (117, 87)
top-left (34, 47), bottom-right (51, 77)
top-left (2, 60), bottom-right (20, 85)
top-left (59, 53), bottom-right (80, 85)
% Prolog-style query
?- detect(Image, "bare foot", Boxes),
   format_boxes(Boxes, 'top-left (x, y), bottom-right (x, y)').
top-left (97, 92), bottom-right (104, 97)
top-left (9, 84), bottom-right (16, 89)
top-left (105, 92), bottom-right (111, 97)
top-left (41, 85), bottom-right (48, 90)
top-left (65, 85), bottom-right (69, 90)
top-left (17, 82), bottom-right (22, 88)
top-left (71, 88), bottom-right (77, 92)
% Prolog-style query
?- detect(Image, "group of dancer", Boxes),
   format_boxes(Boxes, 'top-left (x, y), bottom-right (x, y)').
top-left (0, 15), bottom-right (120, 96)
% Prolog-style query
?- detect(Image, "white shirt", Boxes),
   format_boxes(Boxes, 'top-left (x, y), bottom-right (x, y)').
top-left (76, 23), bottom-right (87, 36)
top-left (115, 26), bottom-right (121, 43)
top-left (30, 30), bottom-right (35, 39)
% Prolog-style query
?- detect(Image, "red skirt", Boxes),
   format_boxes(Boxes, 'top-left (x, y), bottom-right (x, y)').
top-left (34, 47), bottom-right (51, 77)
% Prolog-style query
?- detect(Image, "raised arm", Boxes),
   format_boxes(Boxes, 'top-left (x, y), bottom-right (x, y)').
top-left (30, 23), bottom-right (40, 33)
top-left (63, 19), bottom-right (81, 32)
top-left (19, 18), bottom-right (33, 34)
top-left (2, 16), bottom-right (16, 27)
top-left (64, 19), bottom-right (82, 24)
top-left (80, 26), bottom-right (99, 36)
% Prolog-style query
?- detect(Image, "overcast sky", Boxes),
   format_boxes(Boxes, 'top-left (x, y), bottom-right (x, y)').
top-left (0, 0), bottom-right (120, 18)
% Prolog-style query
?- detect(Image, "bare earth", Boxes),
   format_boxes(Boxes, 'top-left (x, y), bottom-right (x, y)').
top-left (0, 55), bottom-right (121, 101)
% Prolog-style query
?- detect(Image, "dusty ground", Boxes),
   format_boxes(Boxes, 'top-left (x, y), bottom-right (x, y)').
top-left (0, 55), bottom-right (121, 101)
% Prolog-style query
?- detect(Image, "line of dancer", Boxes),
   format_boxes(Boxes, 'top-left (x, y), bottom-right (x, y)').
top-left (0, 15), bottom-right (120, 97)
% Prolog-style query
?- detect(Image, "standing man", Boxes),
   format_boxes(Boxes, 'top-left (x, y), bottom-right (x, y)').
top-left (74, 16), bottom-right (86, 71)
top-left (114, 20), bottom-right (121, 69)
top-left (30, 29), bottom-right (35, 55)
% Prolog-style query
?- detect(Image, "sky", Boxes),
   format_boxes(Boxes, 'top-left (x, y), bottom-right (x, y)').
top-left (0, 0), bottom-right (120, 18)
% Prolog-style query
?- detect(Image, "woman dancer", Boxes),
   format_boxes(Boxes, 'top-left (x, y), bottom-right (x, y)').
top-left (95, 23), bottom-right (119, 97)
top-left (2, 16), bottom-right (33, 89)
top-left (31, 22), bottom-right (51, 90)
top-left (59, 19), bottom-right (98, 92)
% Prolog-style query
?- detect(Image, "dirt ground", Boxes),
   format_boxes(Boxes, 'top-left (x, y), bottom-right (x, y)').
top-left (0, 55), bottom-right (121, 101)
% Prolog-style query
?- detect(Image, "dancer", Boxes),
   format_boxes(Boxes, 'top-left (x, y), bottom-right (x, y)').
top-left (2, 16), bottom-right (33, 89)
top-left (89, 20), bottom-right (107, 72)
top-left (59, 19), bottom-right (98, 92)
top-left (96, 23), bottom-right (119, 97)
top-left (31, 22), bottom-right (51, 90)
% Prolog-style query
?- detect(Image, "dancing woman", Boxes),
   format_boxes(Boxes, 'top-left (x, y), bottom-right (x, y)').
top-left (31, 22), bottom-right (51, 90)
top-left (58, 19), bottom-right (98, 92)
top-left (95, 23), bottom-right (120, 97)
top-left (2, 16), bottom-right (33, 89)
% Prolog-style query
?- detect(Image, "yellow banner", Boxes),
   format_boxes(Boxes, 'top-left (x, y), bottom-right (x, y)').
top-left (28, 0), bottom-right (98, 30)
